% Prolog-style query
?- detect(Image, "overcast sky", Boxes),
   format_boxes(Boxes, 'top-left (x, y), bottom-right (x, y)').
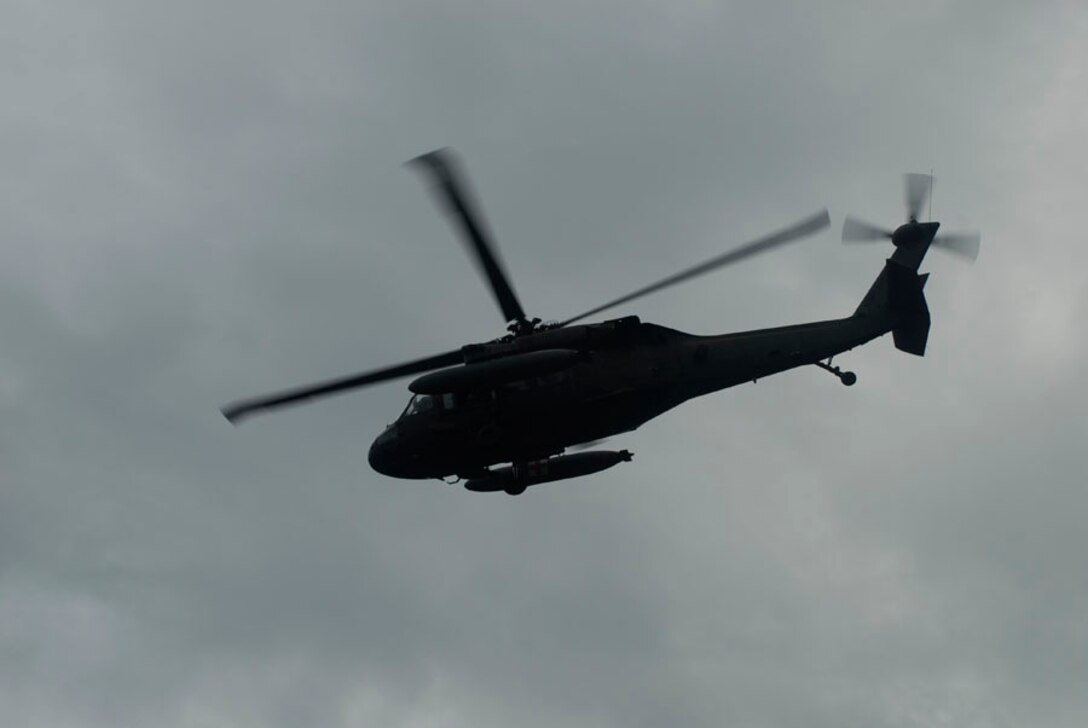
top-left (2, 1), bottom-right (1087, 726)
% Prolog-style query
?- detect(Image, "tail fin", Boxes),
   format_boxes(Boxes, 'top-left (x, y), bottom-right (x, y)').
top-left (889, 268), bottom-right (930, 355)
top-left (855, 262), bottom-right (931, 356)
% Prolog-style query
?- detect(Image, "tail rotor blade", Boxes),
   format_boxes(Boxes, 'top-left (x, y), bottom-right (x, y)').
top-left (842, 216), bottom-right (893, 243)
top-left (933, 231), bottom-right (980, 262)
top-left (905, 173), bottom-right (933, 221)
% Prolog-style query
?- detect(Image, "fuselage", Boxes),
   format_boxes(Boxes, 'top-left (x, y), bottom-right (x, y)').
top-left (368, 307), bottom-right (897, 480)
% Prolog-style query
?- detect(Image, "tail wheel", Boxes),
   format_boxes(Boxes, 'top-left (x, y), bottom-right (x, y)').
top-left (815, 359), bottom-right (856, 386)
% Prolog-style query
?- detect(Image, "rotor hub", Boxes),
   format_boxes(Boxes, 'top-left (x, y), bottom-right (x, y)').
top-left (891, 221), bottom-right (940, 248)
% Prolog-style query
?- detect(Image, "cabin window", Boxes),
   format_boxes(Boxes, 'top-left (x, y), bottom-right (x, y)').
top-left (442, 393), bottom-right (456, 410)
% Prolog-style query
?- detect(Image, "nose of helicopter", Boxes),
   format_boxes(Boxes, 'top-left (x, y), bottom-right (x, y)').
top-left (367, 426), bottom-right (400, 477)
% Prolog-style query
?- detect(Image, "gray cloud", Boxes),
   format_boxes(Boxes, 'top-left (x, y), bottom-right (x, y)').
top-left (2, 0), bottom-right (1087, 726)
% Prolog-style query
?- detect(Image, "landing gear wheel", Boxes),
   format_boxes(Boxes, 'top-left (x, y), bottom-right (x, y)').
top-left (504, 484), bottom-right (527, 496)
top-left (815, 359), bottom-right (857, 386)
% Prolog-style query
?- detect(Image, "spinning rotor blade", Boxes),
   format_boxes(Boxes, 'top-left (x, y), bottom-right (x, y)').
top-left (933, 231), bottom-right (981, 261)
top-left (560, 209), bottom-right (830, 327)
top-left (905, 173), bottom-right (933, 221)
top-left (842, 216), bottom-right (893, 242)
top-left (221, 348), bottom-right (463, 424)
top-left (410, 149), bottom-right (527, 325)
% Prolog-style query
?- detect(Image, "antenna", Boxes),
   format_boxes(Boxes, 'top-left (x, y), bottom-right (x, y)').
top-left (928, 169), bottom-right (933, 221)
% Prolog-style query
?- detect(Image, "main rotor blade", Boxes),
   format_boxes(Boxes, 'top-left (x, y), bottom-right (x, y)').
top-left (221, 348), bottom-right (463, 424)
top-left (559, 209), bottom-right (830, 327)
top-left (410, 149), bottom-right (527, 325)
top-left (933, 231), bottom-right (981, 261)
top-left (905, 173), bottom-right (933, 221)
top-left (842, 216), bottom-right (893, 242)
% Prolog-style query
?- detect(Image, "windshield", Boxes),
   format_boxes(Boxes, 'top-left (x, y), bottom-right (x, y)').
top-left (401, 394), bottom-right (436, 417)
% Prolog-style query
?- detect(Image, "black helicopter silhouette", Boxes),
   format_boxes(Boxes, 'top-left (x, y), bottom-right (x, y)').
top-left (223, 152), bottom-right (979, 495)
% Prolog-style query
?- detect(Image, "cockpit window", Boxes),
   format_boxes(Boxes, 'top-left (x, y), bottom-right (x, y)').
top-left (402, 394), bottom-right (436, 417)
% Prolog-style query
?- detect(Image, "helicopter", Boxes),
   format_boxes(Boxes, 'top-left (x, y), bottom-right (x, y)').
top-left (222, 150), bottom-right (980, 495)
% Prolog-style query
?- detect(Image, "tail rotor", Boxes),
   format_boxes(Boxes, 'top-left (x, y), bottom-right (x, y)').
top-left (842, 173), bottom-right (981, 262)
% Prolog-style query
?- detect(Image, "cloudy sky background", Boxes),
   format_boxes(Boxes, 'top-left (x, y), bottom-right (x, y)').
top-left (2, 0), bottom-right (1087, 725)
